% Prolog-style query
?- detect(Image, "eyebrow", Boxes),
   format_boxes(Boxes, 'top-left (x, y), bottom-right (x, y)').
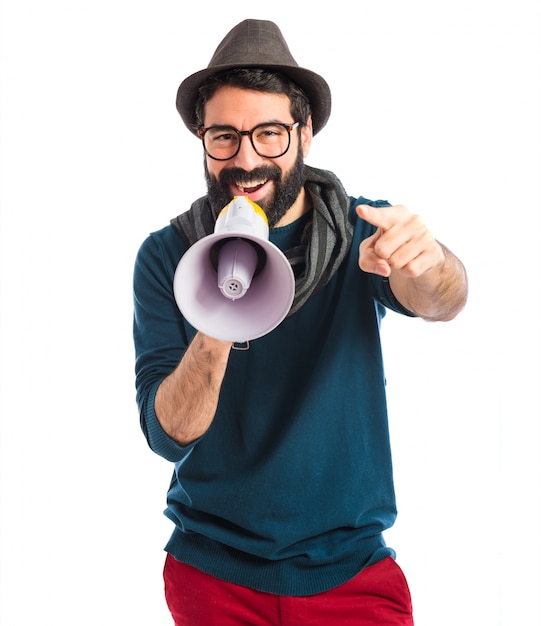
top-left (203, 119), bottom-right (291, 130)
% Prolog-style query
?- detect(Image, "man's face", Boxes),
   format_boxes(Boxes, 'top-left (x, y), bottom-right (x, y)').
top-left (202, 86), bottom-right (312, 227)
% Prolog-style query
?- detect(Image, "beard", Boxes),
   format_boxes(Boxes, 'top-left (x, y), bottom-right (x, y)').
top-left (204, 145), bottom-right (306, 227)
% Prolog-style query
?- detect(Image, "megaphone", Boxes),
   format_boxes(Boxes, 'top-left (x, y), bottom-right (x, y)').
top-left (173, 196), bottom-right (295, 343)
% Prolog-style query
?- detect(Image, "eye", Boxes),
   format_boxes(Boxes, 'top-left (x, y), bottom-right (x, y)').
top-left (214, 132), bottom-right (234, 143)
top-left (255, 124), bottom-right (286, 142)
top-left (260, 128), bottom-right (279, 137)
top-left (207, 128), bottom-right (237, 144)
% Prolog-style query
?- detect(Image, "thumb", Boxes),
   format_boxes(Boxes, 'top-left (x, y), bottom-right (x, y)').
top-left (358, 227), bottom-right (392, 277)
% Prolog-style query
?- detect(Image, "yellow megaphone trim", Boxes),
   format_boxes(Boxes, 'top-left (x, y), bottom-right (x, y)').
top-left (218, 196), bottom-right (269, 227)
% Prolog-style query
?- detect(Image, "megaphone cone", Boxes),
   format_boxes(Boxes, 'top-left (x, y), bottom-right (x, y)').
top-left (173, 196), bottom-right (295, 342)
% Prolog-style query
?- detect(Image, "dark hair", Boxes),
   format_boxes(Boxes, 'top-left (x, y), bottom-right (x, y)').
top-left (195, 68), bottom-right (312, 128)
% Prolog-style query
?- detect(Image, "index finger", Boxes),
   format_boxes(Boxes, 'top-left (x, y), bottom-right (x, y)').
top-left (356, 204), bottom-right (405, 231)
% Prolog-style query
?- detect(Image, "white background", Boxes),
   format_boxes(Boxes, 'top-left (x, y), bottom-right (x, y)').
top-left (1, 1), bottom-right (539, 624)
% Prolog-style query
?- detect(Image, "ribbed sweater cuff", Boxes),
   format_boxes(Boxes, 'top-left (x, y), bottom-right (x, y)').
top-left (143, 381), bottom-right (197, 463)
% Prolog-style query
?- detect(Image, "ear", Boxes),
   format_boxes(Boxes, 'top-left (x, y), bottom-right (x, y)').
top-left (301, 116), bottom-right (313, 157)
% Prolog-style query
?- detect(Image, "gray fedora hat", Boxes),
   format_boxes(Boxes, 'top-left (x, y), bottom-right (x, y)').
top-left (176, 19), bottom-right (332, 136)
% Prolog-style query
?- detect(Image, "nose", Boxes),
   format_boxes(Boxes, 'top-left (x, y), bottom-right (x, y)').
top-left (231, 134), bottom-right (263, 170)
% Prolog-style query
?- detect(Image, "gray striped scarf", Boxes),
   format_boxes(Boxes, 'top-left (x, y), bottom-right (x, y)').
top-left (170, 165), bottom-right (353, 317)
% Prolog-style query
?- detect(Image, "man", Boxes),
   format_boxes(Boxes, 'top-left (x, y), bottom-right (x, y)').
top-left (133, 19), bottom-right (468, 625)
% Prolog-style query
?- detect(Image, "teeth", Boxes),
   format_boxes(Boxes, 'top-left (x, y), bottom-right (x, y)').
top-left (236, 179), bottom-right (267, 191)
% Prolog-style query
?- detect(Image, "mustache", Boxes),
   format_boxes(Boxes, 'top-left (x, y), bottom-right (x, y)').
top-left (218, 165), bottom-right (281, 186)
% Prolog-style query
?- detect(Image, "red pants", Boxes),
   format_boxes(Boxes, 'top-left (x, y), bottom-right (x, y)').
top-left (164, 554), bottom-right (414, 625)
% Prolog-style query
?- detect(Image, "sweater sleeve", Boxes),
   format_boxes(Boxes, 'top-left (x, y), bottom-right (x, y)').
top-left (133, 228), bottom-right (198, 463)
top-left (349, 196), bottom-right (417, 318)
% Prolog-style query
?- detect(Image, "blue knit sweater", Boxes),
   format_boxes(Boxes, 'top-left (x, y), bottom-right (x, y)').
top-left (133, 196), bottom-right (414, 596)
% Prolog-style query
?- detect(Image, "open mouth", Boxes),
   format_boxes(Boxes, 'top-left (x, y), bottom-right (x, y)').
top-left (235, 179), bottom-right (268, 194)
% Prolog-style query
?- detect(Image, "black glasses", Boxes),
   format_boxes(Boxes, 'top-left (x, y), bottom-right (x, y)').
top-left (198, 122), bottom-right (300, 161)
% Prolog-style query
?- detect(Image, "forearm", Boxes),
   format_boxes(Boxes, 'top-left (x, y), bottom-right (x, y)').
top-left (155, 332), bottom-right (232, 445)
top-left (390, 243), bottom-right (468, 322)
